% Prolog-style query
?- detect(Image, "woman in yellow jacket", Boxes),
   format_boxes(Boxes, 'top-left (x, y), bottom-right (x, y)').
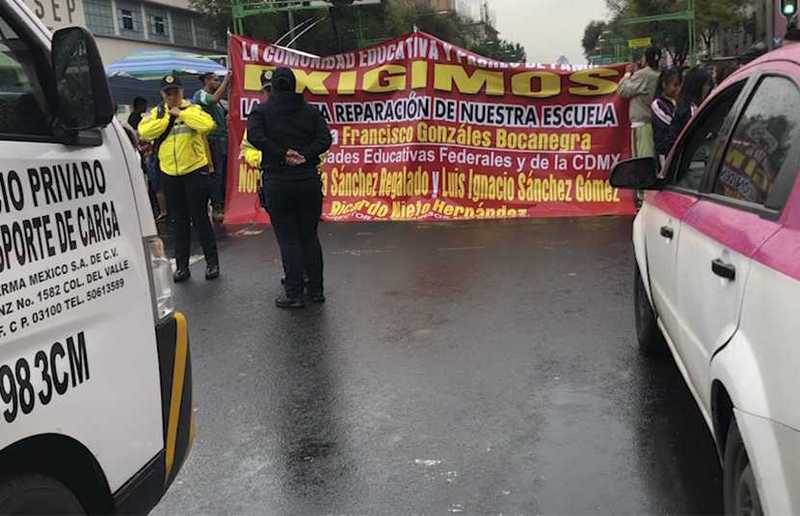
top-left (139, 74), bottom-right (220, 282)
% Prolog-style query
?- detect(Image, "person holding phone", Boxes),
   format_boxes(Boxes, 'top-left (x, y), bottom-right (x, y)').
top-left (139, 73), bottom-right (220, 282)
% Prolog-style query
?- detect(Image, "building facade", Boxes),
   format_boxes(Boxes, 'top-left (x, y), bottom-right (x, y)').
top-left (751, 0), bottom-right (789, 49)
top-left (24, 0), bottom-right (224, 64)
top-left (424, 0), bottom-right (455, 13)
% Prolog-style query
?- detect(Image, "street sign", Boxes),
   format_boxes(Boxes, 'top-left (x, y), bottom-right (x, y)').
top-left (628, 37), bottom-right (652, 49)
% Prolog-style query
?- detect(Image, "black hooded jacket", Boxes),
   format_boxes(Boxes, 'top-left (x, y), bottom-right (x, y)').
top-left (246, 67), bottom-right (332, 181)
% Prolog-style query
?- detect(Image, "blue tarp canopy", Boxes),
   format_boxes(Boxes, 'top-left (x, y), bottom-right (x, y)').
top-left (105, 50), bottom-right (226, 80)
top-left (108, 75), bottom-right (204, 107)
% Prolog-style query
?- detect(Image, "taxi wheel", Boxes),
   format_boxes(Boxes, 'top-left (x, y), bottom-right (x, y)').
top-left (723, 419), bottom-right (764, 516)
top-left (635, 265), bottom-right (664, 355)
top-left (0, 474), bottom-right (85, 515)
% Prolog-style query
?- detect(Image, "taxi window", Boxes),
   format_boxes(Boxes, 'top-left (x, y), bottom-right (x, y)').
top-left (669, 82), bottom-right (745, 192)
top-left (713, 76), bottom-right (800, 210)
top-left (0, 16), bottom-right (51, 138)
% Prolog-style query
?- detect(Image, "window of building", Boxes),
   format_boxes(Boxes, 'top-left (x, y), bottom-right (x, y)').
top-left (117, 1), bottom-right (143, 36)
top-left (83, 0), bottom-right (115, 36)
top-left (171, 11), bottom-right (194, 46)
top-left (194, 20), bottom-right (221, 50)
top-left (121, 9), bottom-right (134, 30)
top-left (153, 16), bottom-right (165, 35)
top-left (147, 7), bottom-right (170, 41)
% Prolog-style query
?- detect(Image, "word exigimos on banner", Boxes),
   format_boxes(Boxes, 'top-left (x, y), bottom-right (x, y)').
top-left (224, 32), bottom-right (633, 224)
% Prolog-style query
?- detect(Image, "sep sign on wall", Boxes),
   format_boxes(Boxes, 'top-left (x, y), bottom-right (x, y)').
top-left (225, 33), bottom-right (634, 224)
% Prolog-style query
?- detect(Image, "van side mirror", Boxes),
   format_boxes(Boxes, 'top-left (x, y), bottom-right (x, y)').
top-left (609, 157), bottom-right (661, 190)
top-left (51, 27), bottom-right (113, 131)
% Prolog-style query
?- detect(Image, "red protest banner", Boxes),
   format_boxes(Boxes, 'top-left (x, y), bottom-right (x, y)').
top-left (224, 33), bottom-right (634, 224)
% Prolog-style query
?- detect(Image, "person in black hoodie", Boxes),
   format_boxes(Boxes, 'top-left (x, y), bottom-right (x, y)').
top-left (247, 67), bottom-right (332, 309)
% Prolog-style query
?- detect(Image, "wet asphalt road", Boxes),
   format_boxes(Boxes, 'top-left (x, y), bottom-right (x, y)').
top-left (153, 217), bottom-right (723, 515)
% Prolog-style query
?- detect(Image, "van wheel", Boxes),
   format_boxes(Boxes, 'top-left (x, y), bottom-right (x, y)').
top-left (0, 474), bottom-right (85, 515)
top-left (635, 265), bottom-right (664, 355)
top-left (724, 418), bottom-right (764, 516)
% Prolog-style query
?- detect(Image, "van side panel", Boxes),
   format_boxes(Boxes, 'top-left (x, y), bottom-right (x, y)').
top-left (0, 126), bottom-right (163, 491)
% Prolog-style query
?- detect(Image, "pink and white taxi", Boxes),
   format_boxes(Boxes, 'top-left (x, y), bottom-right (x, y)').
top-left (611, 46), bottom-right (800, 515)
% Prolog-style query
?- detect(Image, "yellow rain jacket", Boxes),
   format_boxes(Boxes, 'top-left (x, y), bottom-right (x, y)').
top-left (138, 100), bottom-right (216, 176)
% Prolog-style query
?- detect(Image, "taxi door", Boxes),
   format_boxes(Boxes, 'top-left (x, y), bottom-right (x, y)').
top-left (674, 71), bottom-right (800, 411)
top-left (644, 81), bottom-right (747, 346)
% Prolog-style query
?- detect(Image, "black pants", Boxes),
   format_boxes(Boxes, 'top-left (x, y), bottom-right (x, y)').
top-left (163, 169), bottom-right (219, 271)
top-left (265, 177), bottom-right (323, 298)
top-left (209, 139), bottom-right (227, 208)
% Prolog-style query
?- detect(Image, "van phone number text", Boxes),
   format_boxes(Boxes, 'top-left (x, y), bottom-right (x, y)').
top-left (0, 278), bottom-right (125, 338)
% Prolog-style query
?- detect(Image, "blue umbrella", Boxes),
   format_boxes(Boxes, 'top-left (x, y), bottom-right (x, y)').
top-left (108, 75), bottom-right (205, 107)
top-left (105, 50), bottom-right (226, 80)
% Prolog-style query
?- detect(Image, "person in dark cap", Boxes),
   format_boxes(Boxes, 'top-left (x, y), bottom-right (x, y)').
top-left (247, 67), bottom-right (332, 309)
top-left (139, 73), bottom-right (220, 282)
top-left (193, 71), bottom-right (232, 221)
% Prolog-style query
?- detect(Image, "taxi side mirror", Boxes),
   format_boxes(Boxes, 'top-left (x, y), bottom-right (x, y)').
top-left (51, 27), bottom-right (114, 131)
top-left (609, 157), bottom-right (661, 190)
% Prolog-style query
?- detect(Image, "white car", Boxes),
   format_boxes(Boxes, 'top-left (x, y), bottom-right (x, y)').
top-left (612, 47), bottom-right (800, 515)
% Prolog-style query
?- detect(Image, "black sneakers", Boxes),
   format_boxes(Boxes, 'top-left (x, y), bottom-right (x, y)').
top-left (205, 264), bottom-right (220, 280)
top-left (174, 264), bottom-right (219, 282)
top-left (308, 291), bottom-right (326, 303)
top-left (174, 269), bottom-right (191, 283)
top-left (275, 295), bottom-right (305, 309)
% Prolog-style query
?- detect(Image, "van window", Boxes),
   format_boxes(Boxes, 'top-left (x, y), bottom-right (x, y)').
top-left (668, 82), bottom-right (745, 192)
top-left (713, 76), bottom-right (800, 210)
top-left (0, 16), bottom-right (51, 138)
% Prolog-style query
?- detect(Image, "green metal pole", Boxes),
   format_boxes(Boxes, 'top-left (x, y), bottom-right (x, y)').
top-left (688, 0), bottom-right (696, 65)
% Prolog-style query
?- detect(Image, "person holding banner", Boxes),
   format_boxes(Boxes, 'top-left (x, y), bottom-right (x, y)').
top-left (247, 67), bottom-right (332, 309)
top-left (194, 71), bottom-right (232, 222)
top-left (618, 46), bottom-right (661, 159)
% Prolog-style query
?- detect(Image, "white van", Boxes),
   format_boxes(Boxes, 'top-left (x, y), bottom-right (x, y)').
top-left (0, 1), bottom-right (192, 513)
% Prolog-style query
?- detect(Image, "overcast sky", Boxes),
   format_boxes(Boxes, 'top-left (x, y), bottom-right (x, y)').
top-left (478, 0), bottom-right (610, 64)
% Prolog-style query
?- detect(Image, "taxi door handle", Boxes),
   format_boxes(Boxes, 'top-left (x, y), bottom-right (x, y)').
top-left (660, 226), bottom-right (674, 240)
top-left (712, 259), bottom-right (736, 281)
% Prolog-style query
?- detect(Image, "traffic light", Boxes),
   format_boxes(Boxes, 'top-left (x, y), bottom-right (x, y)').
top-left (783, 0), bottom-right (798, 18)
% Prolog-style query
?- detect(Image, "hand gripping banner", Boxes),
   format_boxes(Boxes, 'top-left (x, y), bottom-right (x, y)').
top-left (224, 33), bottom-right (634, 224)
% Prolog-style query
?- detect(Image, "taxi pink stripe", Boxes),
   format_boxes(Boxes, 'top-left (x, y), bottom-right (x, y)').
top-left (753, 228), bottom-right (800, 282)
top-left (649, 191), bottom-right (799, 281)
top-left (681, 201), bottom-right (780, 260)
top-left (647, 190), bottom-right (697, 219)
